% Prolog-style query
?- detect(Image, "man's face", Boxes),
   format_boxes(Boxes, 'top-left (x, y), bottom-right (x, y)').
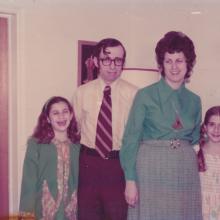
top-left (94, 45), bottom-right (124, 85)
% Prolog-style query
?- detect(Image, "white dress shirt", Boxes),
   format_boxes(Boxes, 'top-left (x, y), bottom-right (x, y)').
top-left (73, 77), bottom-right (137, 150)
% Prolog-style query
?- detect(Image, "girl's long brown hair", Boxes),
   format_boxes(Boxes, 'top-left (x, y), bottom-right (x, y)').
top-left (32, 96), bottom-right (80, 144)
top-left (198, 106), bottom-right (220, 172)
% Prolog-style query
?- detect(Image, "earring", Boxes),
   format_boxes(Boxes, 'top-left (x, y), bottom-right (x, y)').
top-left (203, 132), bottom-right (209, 141)
top-left (47, 118), bottom-right (51, 124)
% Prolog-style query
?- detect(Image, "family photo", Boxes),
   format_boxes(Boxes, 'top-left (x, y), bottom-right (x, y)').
top-left (0, 0), bottom-right (219, 219)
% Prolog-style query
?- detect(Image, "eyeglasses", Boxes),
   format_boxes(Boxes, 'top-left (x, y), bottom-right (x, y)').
top-left (99, 57), bottom-right (124, 66)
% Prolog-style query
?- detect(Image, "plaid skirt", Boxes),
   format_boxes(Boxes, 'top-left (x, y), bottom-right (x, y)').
top-left (128, 140), bottom-right (202, 220)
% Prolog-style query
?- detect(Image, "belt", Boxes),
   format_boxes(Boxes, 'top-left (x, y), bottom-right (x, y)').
top-left (80, 144), bottom-right (119, 159)
top-left (141, 139), bottom-right (190, 149)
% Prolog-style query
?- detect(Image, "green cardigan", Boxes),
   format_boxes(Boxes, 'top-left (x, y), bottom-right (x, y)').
top-left (19, 138), bottom-right (80, 219)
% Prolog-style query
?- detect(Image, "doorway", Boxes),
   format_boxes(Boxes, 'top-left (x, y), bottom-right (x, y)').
top-left (0, 16), bottom-right (9, 218)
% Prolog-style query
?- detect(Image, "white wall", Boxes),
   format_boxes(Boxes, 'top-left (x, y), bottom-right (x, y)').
top-left (0, 0), bottom-right (220, 214)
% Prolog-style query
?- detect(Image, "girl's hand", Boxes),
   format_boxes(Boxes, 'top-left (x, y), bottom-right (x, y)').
top-left (125, 180), bottom-right (138, 207)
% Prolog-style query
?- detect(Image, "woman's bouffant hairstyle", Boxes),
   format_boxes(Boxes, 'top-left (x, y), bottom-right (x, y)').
top-left (155, 31), bottom-right (196, 80)
top-left (198, 106), bottom-right (220, 172)
top-left (32, 96), bottom-right (80, 144)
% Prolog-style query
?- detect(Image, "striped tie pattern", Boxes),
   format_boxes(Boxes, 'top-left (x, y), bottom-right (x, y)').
top-left (95, 86), bottom-right (113, 158)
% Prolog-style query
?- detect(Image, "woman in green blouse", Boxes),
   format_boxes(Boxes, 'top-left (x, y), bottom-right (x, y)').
top-left (120, 31), bottom-right (202, 220)
top-left (19, 96), bottom-right (80, 220)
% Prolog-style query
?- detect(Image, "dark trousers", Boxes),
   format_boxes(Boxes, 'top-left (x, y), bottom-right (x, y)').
top-left (78, 149), bottom-right (127, 220)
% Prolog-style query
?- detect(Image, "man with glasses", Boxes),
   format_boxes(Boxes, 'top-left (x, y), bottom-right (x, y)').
top-left (73, 38), bottom-right (137, 220)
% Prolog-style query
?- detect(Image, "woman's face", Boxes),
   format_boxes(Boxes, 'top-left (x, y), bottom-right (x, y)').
top-left (205, 114), bottom-right (220, 143)
top-left (163, 52), bottom-right (187, 88)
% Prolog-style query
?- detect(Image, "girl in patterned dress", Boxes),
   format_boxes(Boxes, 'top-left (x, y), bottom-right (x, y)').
top-left (19, 96), bottom-right (80, 220)
top-left (198, 106), bottom-right (220, 220)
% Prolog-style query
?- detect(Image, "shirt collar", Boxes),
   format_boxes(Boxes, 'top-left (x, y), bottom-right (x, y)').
top-left (52, 138), bottom-right (71, 146)
top-left (158, 77), bottom-right (185, 104)
top-left (98, 76), bottom-right (120, 91)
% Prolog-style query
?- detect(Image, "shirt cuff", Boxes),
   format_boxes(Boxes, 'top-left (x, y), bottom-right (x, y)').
top-left (124, 169), bottom-right (137, 181)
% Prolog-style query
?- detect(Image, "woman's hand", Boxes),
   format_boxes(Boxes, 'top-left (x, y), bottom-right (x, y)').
top-left (125, 180), bottom-right (138, 207)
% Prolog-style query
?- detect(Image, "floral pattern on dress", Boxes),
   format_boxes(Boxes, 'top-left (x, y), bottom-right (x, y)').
top-left (41, 139), bottom-right (77, 220)
top-left (200, 154), bottom-right (220, 220)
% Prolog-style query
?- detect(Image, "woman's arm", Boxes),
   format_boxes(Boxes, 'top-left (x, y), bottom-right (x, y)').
top-left (120, 90), bottom-right (146, 181)
top-left (191, 97), bottom-right (202, 145)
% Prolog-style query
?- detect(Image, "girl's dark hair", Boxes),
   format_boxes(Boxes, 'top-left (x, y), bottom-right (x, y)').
top-left (198, 106), bottom-right (220, 172)
top-left (32, 96), bottom-right (80, 144)
top-left (155, 31), bottom-right (196, 80)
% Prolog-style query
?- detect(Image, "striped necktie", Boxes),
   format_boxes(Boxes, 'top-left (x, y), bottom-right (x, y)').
top-left (95, 85), bottom-right (113, 158)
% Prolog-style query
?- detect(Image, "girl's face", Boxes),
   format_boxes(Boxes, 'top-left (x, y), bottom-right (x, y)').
top-left (163, 52), bottom-right (187, 88)
top-left (205, 114), bottom-right (220, 143)
top-left (48, 101), bottom-right (73, 136)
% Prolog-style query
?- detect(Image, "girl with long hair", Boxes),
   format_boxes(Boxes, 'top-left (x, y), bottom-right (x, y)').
top-left (19, 96), bottom-right (80, 220)
top-left (198, 106), bottom-right (220, 220)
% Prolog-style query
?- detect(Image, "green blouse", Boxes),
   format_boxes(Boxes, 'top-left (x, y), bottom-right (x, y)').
top-left (120, 78), bottom-right (202, 181)
top-left (19, 138), bottom-right (80, 220)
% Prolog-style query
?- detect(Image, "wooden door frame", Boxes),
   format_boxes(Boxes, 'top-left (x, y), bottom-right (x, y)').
top-left (0, 16), bottom-right (9, 218)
